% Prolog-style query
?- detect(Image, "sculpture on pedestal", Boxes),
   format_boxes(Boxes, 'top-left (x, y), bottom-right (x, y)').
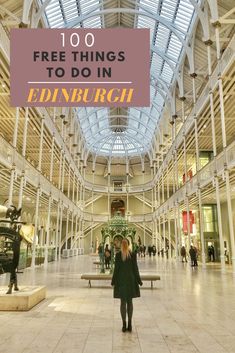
top-left (0, 205), bottom-right (32, 294)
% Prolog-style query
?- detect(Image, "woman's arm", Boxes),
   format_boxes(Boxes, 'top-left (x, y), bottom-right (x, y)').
top-left (111, 252), bottom-right (120, 285)
top-left (132, 252), bottom-right (142, 285)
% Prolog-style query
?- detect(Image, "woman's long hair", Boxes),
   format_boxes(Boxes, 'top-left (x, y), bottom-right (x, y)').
top-left (121, 238), bottom-right (131, 261)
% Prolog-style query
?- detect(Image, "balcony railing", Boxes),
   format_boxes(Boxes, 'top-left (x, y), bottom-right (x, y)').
top-left (154, 139), bottom-right (235, 217)
top-left (0, 136), bottom-right (81, 215)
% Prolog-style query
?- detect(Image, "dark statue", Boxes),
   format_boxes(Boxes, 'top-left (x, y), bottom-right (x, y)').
top-left (0, 205), bottom-right (23, 294)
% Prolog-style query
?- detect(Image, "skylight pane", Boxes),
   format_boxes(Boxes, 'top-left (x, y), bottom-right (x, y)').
top-left (139, 0), bottom-right (159, 14)
top-left (83, 17), bottom-right (101, 28)
top-left (79, 0), bottom-right (99, 11)
top-left (137, 15), bottom-right (156, 43)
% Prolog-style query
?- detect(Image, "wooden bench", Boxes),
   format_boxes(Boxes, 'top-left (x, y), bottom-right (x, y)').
top-left (93, 261), bottom-right (101, 267)
top-left (81, 273), bottom-right (160, 288)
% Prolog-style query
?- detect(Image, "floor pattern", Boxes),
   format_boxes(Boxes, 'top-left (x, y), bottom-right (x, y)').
top-left (0, 255), bottom-right (235, 353)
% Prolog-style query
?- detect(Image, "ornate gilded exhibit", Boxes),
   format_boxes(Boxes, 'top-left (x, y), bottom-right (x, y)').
top-left (100, 212), bottom-right (137, 273)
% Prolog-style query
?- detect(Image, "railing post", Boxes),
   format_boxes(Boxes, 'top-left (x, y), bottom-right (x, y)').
top-left (22, 107), bottom-right (29, 157)
top-left (38, 117), bottom-right (44, 173)
top-left (58, 201), bottom-right (63, 260)
top-left (186, 195), bottom-right (191, 250)
top-left (49, 135), bottom-right (55, 182)
top-left (55, 200), bottom-right (60, 261)
top-left (31, 185), bottom-right (40, 268)
top-left (71, 211), bottom-right (74, 249)
top-left (126, 173), bottom-right (129, 220)
top-left (91, 171), bottom-right (95, 251)
top-left (214, 175), bottom-right (226, 272)
top-left (163, 213), bottom-right (166, 258)
top-left (67, 166), bottom-right (71, 198)
top-left (158, 216), bottom-right (162, 254)
top-left (17, 107), bottom-right (29, 210)
top-left (72, 170), bottom-right (75, 203)
top-left (65, 208), bottom-right (69, 250)
top-left (198, 187), bottom-right (206, 268)
top-left (168, 211), bottom-right (171, 259)
top-left (174, 203), bottom-right (179, 260)
top-left (224, 167), bottom-right (235, 275)
top-left (13, 107), bottom-right (19, 149)
top-left (44, 194), bottom-right (52, 267)
top-left (142, 170), bottom-right (146, 246)
top-left (107, 165), bottom-right (111, 220)
top-left (8, 165), bottom-right (15, 206)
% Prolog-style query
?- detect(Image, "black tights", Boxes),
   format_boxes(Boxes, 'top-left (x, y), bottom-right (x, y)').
top-left (120, 298), bottom-right (133, 323)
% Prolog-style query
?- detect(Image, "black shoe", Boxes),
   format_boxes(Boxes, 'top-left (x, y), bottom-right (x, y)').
top-left (127, 322), bottom-right (132, 332)
top-left (122, 321), bottom-right (126, 332)
top-left (6, 283), bottom-right (13, 295)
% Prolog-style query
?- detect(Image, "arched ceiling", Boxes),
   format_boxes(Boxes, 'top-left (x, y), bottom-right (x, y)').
top-left (41, 0), bottom-right (198, 157)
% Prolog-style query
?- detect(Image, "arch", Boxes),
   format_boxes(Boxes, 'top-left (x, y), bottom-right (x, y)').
top-left (151, 85), bottom-right (171, 118)
top-left (32, 0), bottom-right (53, 28)
top-left (189, 0), bottom-right (210, 41)
top-left (150, 75), bottom-right (171, 100)
top-left (205, 0), bottom-right (219, 22)
top-left (22, 0), bottom-right (34, 25)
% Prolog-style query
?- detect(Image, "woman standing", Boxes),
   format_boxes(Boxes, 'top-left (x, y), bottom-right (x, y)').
top-left (111, 238), bottom-right (142, 332)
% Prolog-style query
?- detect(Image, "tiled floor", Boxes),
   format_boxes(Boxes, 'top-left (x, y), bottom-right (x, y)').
top-left (0, 255), bottom-right (235, 353)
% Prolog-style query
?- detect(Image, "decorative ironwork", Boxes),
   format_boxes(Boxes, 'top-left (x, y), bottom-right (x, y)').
top-left (100, 212), bottom-right (137, 273)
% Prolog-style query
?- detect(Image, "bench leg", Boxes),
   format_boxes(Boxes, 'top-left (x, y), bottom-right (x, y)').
top-left (88, 280), bottom-right (91, 288)
top-left (151, 281), bottom-right (153, 289)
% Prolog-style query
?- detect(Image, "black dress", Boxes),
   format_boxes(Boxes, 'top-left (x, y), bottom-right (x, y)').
top-left (111, 251), bottom-right (142, 299)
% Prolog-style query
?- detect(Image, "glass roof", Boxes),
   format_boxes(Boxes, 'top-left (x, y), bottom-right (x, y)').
top-left (40, 0), bottom-right (198, 157)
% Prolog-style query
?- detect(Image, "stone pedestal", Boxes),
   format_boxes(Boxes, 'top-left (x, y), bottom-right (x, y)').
top-left (0, 286), bottom-right (46, 311)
